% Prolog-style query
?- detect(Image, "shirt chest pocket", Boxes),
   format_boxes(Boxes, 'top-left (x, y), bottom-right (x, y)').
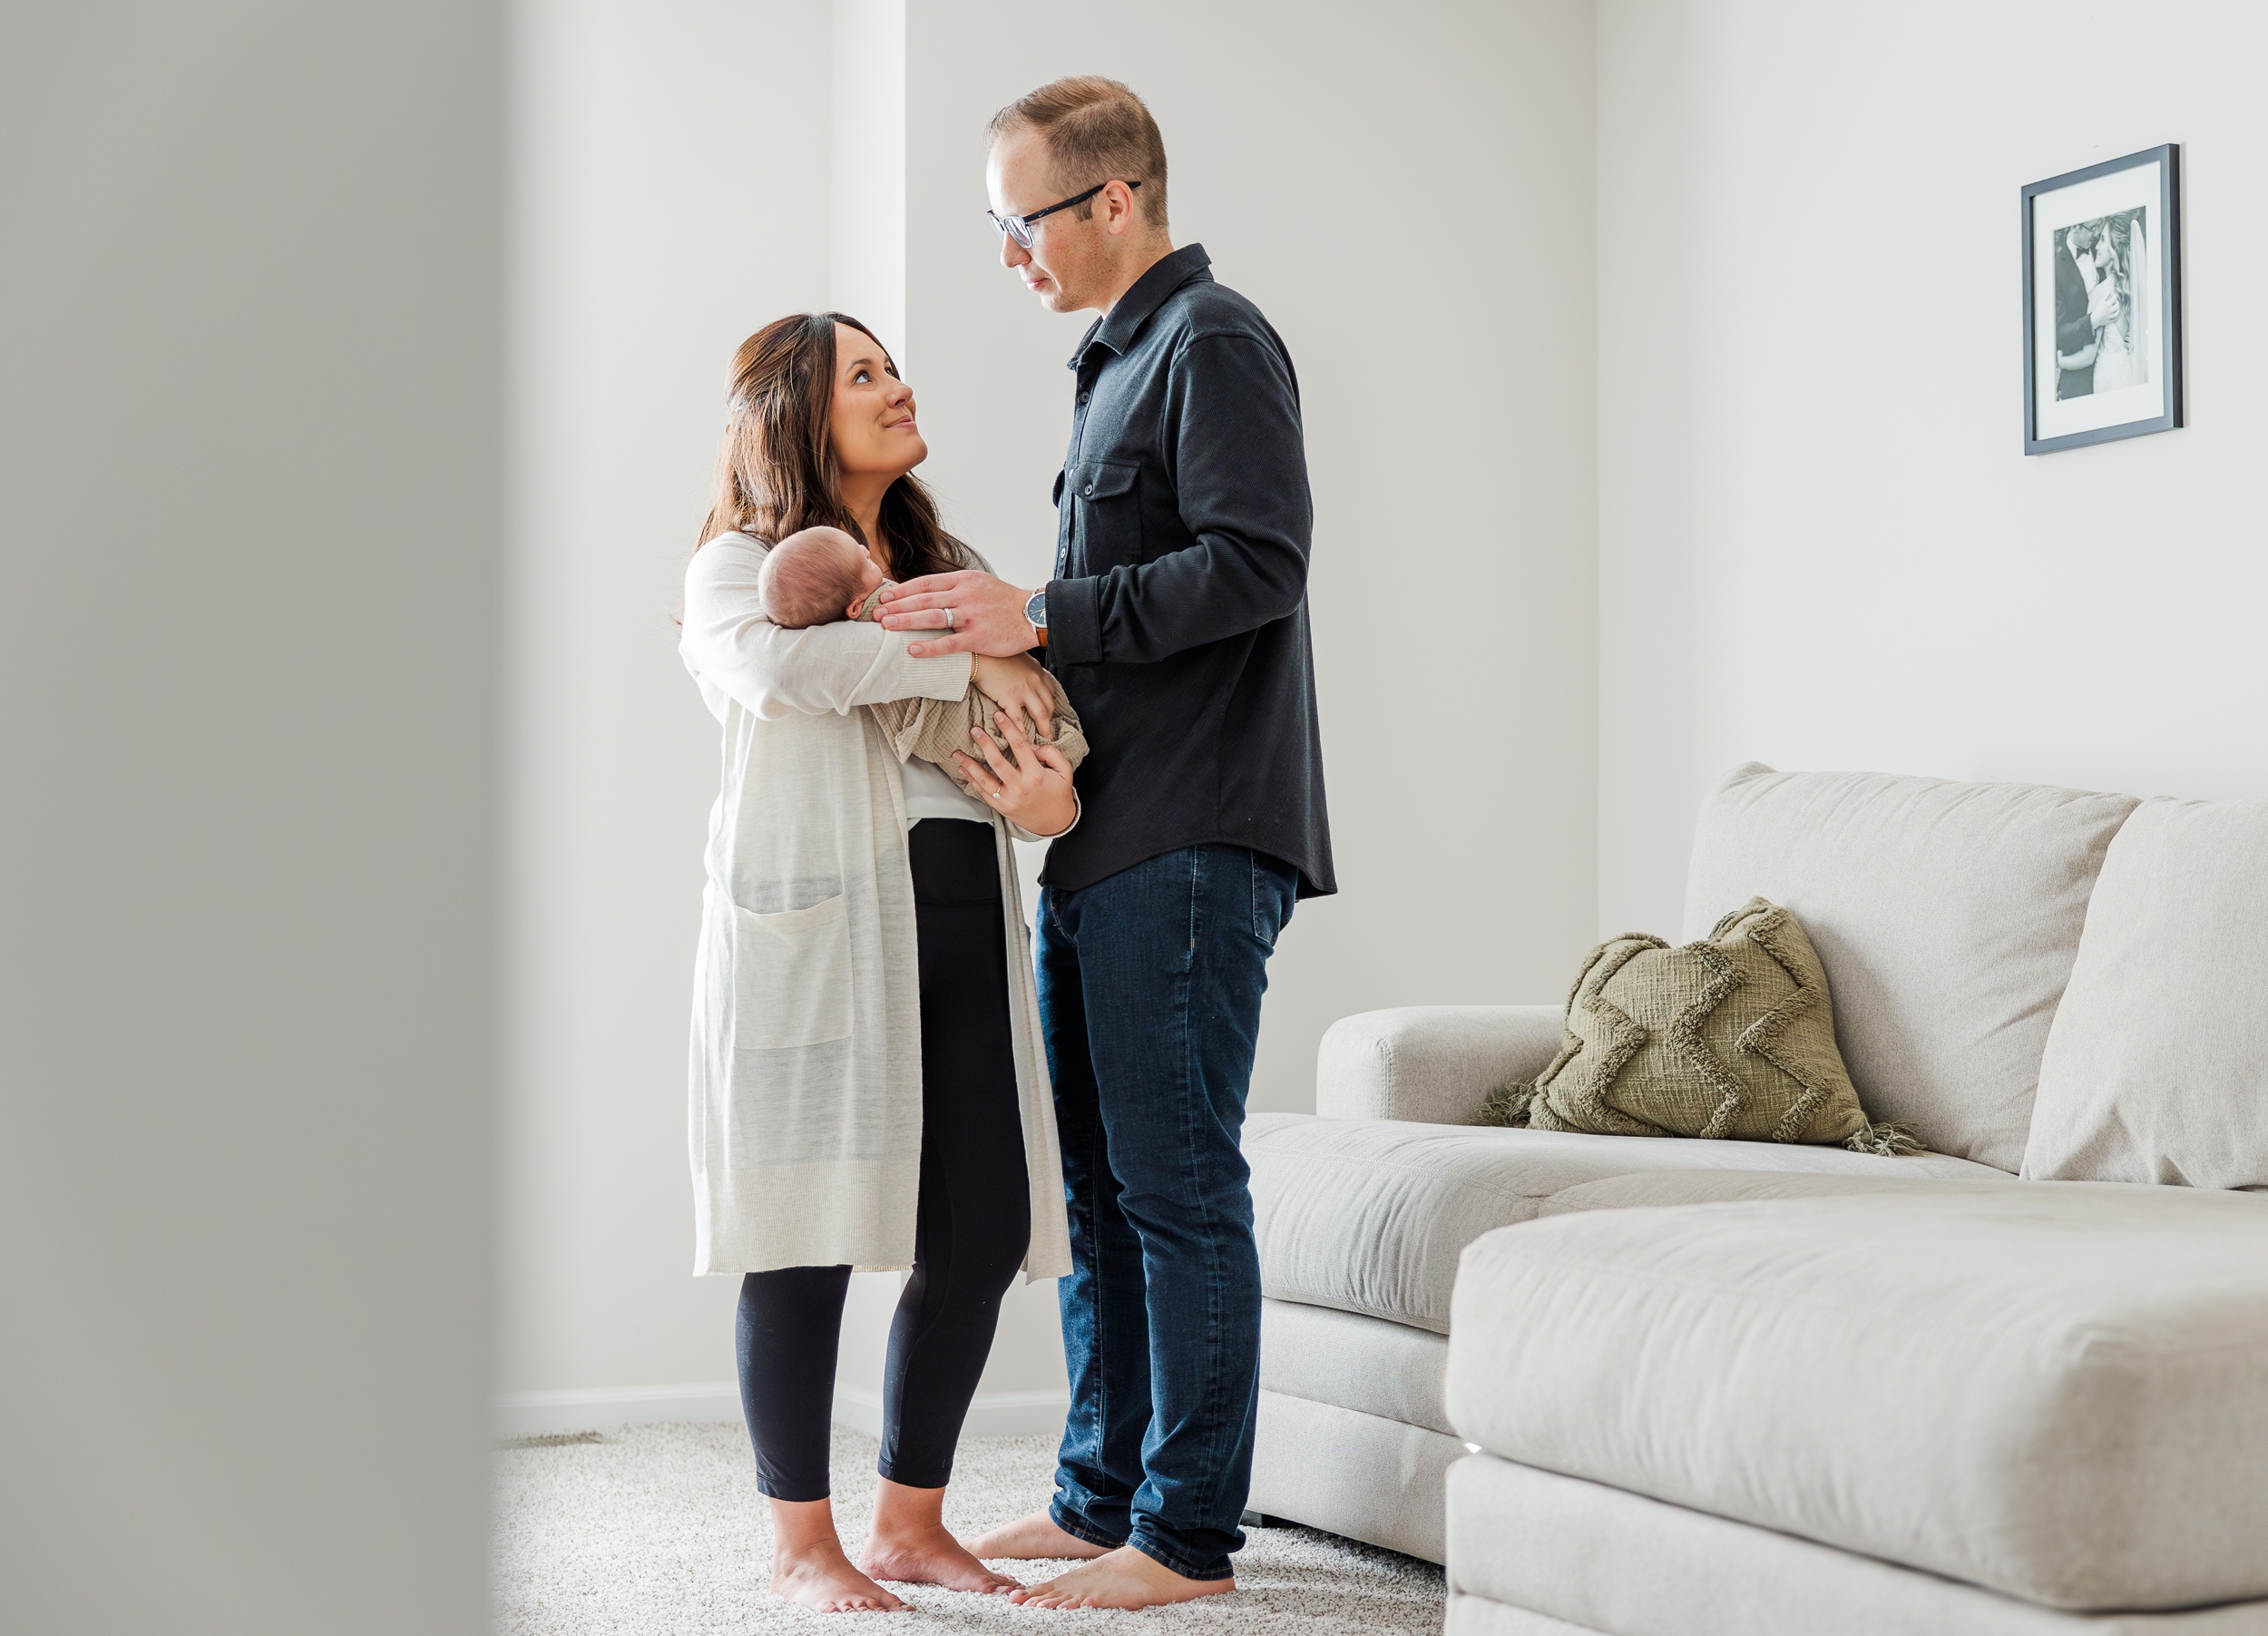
top-left (1070, 459), bottom-right (1143, 569)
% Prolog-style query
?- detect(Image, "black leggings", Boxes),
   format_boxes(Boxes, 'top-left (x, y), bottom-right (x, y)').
top-left (736, 818), bottom-right (1032, 1500)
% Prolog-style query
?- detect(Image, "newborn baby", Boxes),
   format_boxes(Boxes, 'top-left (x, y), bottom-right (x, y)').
top-left (758, 525), bottom-right (1088, 800)
top-left (756, 524), bottom-right (892, 629)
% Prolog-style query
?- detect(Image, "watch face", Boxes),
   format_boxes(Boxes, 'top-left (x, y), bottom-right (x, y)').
top-left (1024, 591), bottom-right (1047, 627)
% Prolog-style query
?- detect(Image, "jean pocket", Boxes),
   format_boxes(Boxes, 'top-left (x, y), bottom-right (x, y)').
top-left (731, 893), bottom-right (853, 1050)
top-left (1249, 852), bottom-right (1297, 948)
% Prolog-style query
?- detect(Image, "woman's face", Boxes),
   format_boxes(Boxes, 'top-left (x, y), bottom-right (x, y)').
top-left (828, 322), bottom-right (925, 482)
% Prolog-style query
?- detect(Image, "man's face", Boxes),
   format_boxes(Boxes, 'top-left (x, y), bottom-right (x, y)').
top-left (987, 129), bottom-right (1108, 314)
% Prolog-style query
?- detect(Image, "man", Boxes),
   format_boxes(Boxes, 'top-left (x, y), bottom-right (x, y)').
top-left (875, 75), bottom-right (1332, 1611)
top-left (2054, 223), bottom-right (2099, 397)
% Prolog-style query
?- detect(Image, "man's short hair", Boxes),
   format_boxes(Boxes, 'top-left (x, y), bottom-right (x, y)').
top-left (988, 75), bottom-right (1168, 233)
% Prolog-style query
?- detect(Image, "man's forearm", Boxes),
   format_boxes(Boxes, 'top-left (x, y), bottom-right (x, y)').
top-left (1043, 530), bottom-right (1308, 668)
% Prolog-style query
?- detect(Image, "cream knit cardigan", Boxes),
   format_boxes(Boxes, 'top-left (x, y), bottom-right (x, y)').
top-left (679, 533), bottom-right (1072, 1279)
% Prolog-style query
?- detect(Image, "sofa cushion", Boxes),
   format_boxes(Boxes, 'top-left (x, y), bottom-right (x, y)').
top-left (2023, 796), bottom-right (2268, 1190)
top-left (1245, 1111), bottom-right (2001, 1333)
top-left (1683, 764), bottom-right (2140, 1172)
top-left (1447, 1187), bottom-right (2268, 1612)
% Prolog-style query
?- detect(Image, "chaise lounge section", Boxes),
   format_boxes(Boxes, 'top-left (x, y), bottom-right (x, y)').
top-left (1246, 763), bottom-right (2268, 1631)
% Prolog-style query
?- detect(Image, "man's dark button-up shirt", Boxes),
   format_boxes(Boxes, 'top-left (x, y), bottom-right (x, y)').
top-left (1041, 243), bottom-right (1334, 897)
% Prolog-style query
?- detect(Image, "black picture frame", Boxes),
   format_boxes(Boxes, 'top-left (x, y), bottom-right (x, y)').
top-left (2021, 143), bottom-right (2182, 455)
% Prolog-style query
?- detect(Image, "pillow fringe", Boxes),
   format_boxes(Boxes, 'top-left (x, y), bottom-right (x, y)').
top-left (1845, 1121), bottom-right (1924, 1157)
top-left (1476, 1081), bottom-right (1540, 1129)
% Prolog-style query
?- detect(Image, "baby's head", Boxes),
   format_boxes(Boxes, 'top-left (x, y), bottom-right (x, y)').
top-left (758, 525), bottom-right (887, 628)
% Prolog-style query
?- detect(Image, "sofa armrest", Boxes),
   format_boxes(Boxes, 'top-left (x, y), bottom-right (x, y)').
top-left (1315, 1005), bottom-right (1566, 1125)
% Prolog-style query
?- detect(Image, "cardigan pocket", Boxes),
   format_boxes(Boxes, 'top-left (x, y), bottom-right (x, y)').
top-left (730, 893), bottom-right (853, 1050)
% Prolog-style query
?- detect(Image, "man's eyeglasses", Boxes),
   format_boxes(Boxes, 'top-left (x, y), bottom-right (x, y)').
top-left (986, 180), bottom-right (1140, 250)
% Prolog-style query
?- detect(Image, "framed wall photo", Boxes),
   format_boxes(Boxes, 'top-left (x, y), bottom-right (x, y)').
top-left (2022, 143), bottom-right (2182, 455)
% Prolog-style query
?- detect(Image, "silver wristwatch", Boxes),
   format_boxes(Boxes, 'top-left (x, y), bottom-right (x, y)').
top-left (1024, 588), bottom-right (1048, 633)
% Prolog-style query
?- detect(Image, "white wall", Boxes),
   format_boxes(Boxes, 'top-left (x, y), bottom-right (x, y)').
top-left (2, 4), bottom-right (500, 1631)
top-left (498, 0), bottom-right (831, 1408)
top-left (1597, 0), bottom-right (2268, 936)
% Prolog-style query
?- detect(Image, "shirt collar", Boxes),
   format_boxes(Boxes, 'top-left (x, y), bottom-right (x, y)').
top-left (1068, 242), bottom-right (1213, 369)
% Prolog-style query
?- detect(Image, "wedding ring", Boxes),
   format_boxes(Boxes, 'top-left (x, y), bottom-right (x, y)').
top-left (943, 608), bottom-right (956, 631)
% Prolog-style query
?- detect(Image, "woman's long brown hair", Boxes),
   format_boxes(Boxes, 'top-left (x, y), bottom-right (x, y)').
top-left (697, 311), bottom-right (970, 581)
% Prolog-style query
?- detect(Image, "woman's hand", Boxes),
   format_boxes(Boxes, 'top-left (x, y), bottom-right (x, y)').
top-left (955, 710), bottom-right (1077, 838)
top-left (970, 653), bottom-right (1058, 742)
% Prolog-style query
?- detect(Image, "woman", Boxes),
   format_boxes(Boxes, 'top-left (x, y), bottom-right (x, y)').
top-left (2074, 215), bottom-right (2143, 392)
top-left (679, 312), bottom-right (1078, 1612)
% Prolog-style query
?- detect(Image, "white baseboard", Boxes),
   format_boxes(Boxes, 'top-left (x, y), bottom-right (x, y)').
top-left (495, 1380), bottom-right (741, 1439)
top-left (496, 1381), bottom-right (1069, 1442)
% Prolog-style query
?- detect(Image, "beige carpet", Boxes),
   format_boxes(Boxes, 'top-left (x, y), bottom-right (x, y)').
top-left (494, 1421), bottom-right (1443, 1633)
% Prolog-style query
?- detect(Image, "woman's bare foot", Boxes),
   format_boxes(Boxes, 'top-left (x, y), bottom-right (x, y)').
top-left (767, 1494), bottom-right (907, 1612)
top-left (862, 1524), bottom-right (1020, 1594)
top-left (1008, 1544), bottom-right (1233, 1610)
top-left (862, 1475), bottom-right (1020, 1593)
top-left (963, 1509), bottom-right (1111, 1562)
top-left (771, 1543), bottom-right (909, 1612)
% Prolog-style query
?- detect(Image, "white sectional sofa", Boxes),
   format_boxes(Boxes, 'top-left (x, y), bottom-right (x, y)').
top-left (1246, 764), bottom-right (2268, 1631)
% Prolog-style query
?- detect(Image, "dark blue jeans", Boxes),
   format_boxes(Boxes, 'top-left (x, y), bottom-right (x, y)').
top-left (1036, 843), bottom-right (1299, 1581)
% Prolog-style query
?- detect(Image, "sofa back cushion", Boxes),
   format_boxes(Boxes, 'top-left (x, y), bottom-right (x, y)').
top-left (2022, 796), bottom-right (2268, 1189)
top-left (1683, 764), bottom-right (2139, 1171)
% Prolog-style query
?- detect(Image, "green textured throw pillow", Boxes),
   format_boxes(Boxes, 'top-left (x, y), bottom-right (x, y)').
top-left (1477, 896), bottom-right (1921, 1155)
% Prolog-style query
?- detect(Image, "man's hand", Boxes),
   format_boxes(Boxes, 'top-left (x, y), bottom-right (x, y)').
top-left (877, 570), bottom-right (1038, 658)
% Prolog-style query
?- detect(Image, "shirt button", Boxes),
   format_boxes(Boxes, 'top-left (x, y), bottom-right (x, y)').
top-left (1083, 482), bottom-right (1095, 496)
top-left (1078, 391), bottom-right (1090, 405)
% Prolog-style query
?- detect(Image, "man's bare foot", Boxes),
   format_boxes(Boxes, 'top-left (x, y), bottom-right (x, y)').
top-left (963, 1509), bottom-right (1111, 1563)
top-left (771, 1543), bottom-right (908, 1613)
top-left (862, 1521), bottom-right (1021, 1594)
top-left (1008, 1545), bottom-right (1234, 1610)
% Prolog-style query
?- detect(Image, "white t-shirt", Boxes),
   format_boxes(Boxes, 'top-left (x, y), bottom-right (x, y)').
top-left (897, 750), bottom-right (1082, 838)
top-left (900, 754), bottom-right (993, 828)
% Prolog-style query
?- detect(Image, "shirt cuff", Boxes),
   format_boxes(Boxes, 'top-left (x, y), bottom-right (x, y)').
top-left (1011, 789), bottom-right (1081, 843)
top-left (1044, 576), bottom-right (1102, 668)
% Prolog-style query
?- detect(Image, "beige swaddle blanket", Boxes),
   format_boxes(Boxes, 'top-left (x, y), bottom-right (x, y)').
top-left (855, 587), bottom-right (1089, 797)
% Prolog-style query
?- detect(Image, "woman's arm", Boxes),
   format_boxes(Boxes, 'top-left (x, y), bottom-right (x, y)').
top-left (970, 653), bottom-right (1061, 741)
top-left (681, 537), bottom-right (972, 720)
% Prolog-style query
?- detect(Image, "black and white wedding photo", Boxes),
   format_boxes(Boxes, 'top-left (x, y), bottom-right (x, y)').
top-left (2049, 209), bottom-right (2150, 399)
top-left (2023, 143), bottom-right (2183, 453)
